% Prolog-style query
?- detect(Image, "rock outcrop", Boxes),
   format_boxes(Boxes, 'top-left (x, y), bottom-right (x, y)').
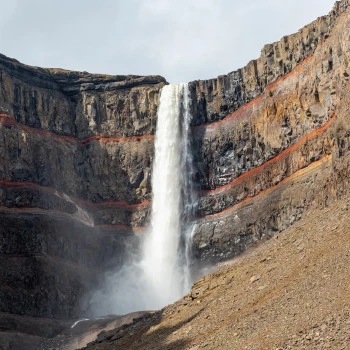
top-left (0, 57), bottom-right (165, 326)
top-left (190, 0), bottom-right (350, 262)
top-left (1, 0), bottom-right (350, 348)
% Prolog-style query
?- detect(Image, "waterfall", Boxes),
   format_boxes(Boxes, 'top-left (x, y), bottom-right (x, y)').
top-left (142, 83), bottom-right (195, 308)
top-left (91, 83), bottom-right (195, 315)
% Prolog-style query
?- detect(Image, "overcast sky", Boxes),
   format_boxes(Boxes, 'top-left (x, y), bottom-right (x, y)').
top-left (0, 0), bottom-right (336, 83)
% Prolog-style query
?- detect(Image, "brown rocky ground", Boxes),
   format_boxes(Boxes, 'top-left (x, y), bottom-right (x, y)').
top-left (83, 196), bottom-right (350, 350)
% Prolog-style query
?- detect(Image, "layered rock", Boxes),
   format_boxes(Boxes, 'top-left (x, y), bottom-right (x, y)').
top-left (1, 0), bottom-right (350, 347)
top-left (0, 53), bottom-right (166, 138)
top-left (0, 57), bottom-right (166, 325)
top-left (188, 0), bottom-right (349, 125)
top-left (190, 0), bottom-right (350, 261)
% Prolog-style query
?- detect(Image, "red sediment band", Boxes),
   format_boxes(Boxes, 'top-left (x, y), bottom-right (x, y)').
top-left (0, 48), bottom-right (320, 144)
top-left (200, 109), bottom-right (337, 197)
top-left (193, 54), bottom-right (316, 135)
top-left (0, 114), bottom-right (78, 144)
top-left (199, 154), bottom-right (331, 221)
top-left (0, 108), bottom-right (338, 211)
top-left (0, 180), bottom-right (150, 209)
top-left (0, 114), bottom-right (154, 145)
top-left (0, 205), bottom-right (75, 217)
top-left (193, 95), bottom-right (263, 135)
top-left (265, 54), bottom-right (315, 91)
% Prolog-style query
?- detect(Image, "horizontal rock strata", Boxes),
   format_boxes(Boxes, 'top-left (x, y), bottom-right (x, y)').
top-left (0, 60), bottom-right (165, 321)
top-left (191, 0), bottom-right (350, 261)
top-left (0, 53), bottom-right (166, 138)
top-left (1, 0), bottom-right (350, 343)
top-left (188, 0), bottom-right (349, 124)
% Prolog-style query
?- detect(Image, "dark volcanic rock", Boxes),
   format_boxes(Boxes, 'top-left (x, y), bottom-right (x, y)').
top-left (188, 0), bottom-right (348, 125)
top-left (0, 53), bottom-right (166, 138)
top-left (189, 0), bottom-right (350, 262)
top-left (0, 55), bottom-right (164, 337)
top-left (1, 0), bottom-right (350, 348)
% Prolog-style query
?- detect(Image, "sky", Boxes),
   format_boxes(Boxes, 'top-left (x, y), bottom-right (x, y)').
top-left (0, 0), bottom-right (337, 83)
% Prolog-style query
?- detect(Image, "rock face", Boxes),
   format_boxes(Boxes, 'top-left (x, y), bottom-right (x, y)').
top-left (82, 196), bottom-right (350, 350)
top-left (1, 0), bottom-right (350, 347)
top-left (190, 0), bottom-right (350, 262)
top-left (0, 57), bottom-right (165, 326)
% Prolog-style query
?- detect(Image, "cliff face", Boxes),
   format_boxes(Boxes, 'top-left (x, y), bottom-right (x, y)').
top-left (190, 0), bottom-right (350, 261)
top-left (1, 0), bottom-right (350, 342)
top-left (0, 57), bottom-right (166, 322)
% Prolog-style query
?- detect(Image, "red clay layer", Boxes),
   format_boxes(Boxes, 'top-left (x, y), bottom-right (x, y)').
top-left (0, 114), bottom-right (154, 145)
top-left (0, 107), bottom-right (337, 212)
top-left (193, 54), bottom-right (315, 135)
top-left (0, 153), bottom-right (330, 226)
top-left (198, 154), bottom-right (331, 222)
top-left (200, 109), bottom-right (337, 197)
top-left (0, 38), bottom-right (338, 220)
top-left (0, 180), bottom-right (150, 209)
top-left (0, 48), bottom-right (319, 145)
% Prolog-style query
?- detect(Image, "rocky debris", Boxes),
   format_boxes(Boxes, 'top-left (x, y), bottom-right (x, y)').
top-left (249, 275), bottom-right (260, 283)
top-left (38, 312), bottom-right (148, 350)
top-left (82, 197), bottom-right (350, 349)
top-left (83, 312), bottom-right (162, 349)
top-left (281, 313), bottom-right (350, 349)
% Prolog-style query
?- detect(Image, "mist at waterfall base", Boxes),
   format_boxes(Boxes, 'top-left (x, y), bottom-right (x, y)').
top-left (90, 84), bottom-right (196, 316)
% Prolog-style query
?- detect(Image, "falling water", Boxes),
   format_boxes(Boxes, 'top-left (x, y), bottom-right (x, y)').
top-left (91, 83), bottom-right (195, 315)
top-left (142, 83), bottom-right (195, 308)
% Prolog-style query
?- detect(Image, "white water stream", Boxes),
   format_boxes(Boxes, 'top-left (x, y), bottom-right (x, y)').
top-left (142, 83), bottom-right (194, 307)
top-left (91, 83), bottom-right (195, 315)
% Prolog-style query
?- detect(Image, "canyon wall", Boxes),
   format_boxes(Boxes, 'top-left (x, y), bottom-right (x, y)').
top-left (0, 57), bottom-right (166, 322)
top-left (189, 0), bottom-right (350, 262)
top-left (1, 0), bottom-right (350, 341)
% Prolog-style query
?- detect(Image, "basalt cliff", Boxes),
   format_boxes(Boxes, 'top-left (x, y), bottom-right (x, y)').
top-left (1, 0), bottom-right (350, 349)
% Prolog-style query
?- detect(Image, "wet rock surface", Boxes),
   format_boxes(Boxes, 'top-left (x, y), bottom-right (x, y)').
top-left (39, 312), bottom-right (148, 350)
